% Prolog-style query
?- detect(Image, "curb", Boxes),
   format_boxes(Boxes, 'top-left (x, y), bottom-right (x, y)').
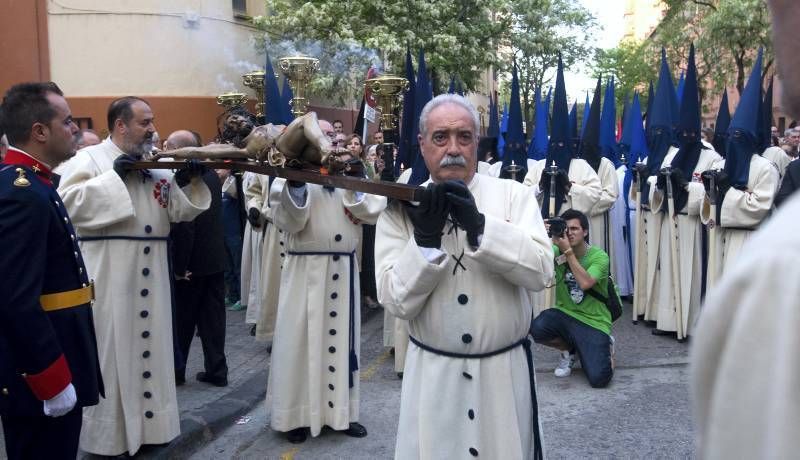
top-left (147, 303), bottom-right (384, 459)
top-left (148, 369), bottom-right (268, 460)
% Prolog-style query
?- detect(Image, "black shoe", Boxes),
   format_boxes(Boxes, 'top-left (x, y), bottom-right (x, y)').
top-left (397, 372), bottom-right (403, 380)
top-left (267, 344), bottom-right (273, 354)
top-left (250, 324), bottom-right (257, 336)
top-left (341, 422), bottom-right (368, 438)
top-left (389, 347), bottom-right (395, 356)
top-left (651, 328), bottom-right (675, 337)
top-left (196, 371), bottom-right (228, 387)
top-left (175, 374), bottom-right (185, 386)
top-left (286, 427), bottom-right (308, 444)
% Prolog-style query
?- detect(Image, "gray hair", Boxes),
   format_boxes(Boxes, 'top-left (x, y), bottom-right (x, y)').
top-left (786, 128), bottom-right (798, 137)
top-left (419, 94), bottom-right (480, 138)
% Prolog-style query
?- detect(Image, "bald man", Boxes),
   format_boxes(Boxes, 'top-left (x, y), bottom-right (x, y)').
top-left (164, 130), bottom-right (202, 151)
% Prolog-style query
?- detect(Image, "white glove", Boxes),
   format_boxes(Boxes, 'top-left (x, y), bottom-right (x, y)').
top-left (43, 383), bottom-right (77, 417)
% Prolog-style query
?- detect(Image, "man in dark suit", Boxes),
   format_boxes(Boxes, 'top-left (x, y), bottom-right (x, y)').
top-left (0, 82), bottom-right (103, 459)
top-left (167, 130), bottom-right (229, 387)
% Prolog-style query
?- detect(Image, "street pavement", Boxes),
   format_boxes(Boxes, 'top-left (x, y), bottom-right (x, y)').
top-left (0, 302), bottom-right (695, 459)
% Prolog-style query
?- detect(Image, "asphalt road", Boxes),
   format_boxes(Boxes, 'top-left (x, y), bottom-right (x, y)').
top-left (187, 304), bottom-right (694, 459)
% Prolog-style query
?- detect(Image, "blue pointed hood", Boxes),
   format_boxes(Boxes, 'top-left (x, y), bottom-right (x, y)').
top-left (646, 48), bottom-right (677, 176)
top-left (263, 54), bottom-right (284, 124)
top-left (725, 47), bottom-right (764, 189)
top-left (600, 77), bottom-right (619, 165)
top-left (619, 94), bottom-right (632, 151)
top-left (410, 48), bottom-right (433, 186)
top-left (530, 84), bottom-right (548, 160)
top-left (628, 93), bottom-right (650, 164)
top-left (398, 48), bottom-right (416, 175)
top-left (546, 55), bottom-right (573, 170)
top-left (671, 43), bottom-right (704, 181)
top-left (569, 101), bottom-right (578, 140)
top-left (497, 103), bottom-right (508, 159)
top-left (580, 77), bottom-right (603, 172)
top-left (712, 90), bottom-right (730, 157)
top-left (644, 80), bottom-right (654, 142)
top-left (281, 76), bottom-right (294, 124)
top-left (581, 92), bottom-right (591, 137)
top-left (500, 63), bottom-right (528, 181)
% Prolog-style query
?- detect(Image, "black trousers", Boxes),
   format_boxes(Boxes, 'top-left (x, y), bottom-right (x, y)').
top-left (174, 272), bottom-right (228, 380)
top-left (359, 224), bottom-right (377, 300)
top-left (2, 406), bottom-right (82, 460)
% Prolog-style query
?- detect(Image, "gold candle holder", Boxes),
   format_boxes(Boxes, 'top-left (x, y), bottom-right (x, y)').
top-left (216, 92), bottom-right (248, 111)
top-left (364, 75), bottom-right (409, 130)
top-left (242, 70), bottom-right (266, 118)
top-left (278, 55), bottom-right (320, 117)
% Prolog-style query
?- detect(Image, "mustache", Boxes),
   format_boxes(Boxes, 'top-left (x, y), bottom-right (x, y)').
top-left (439, 154), bottom-right (467, 167)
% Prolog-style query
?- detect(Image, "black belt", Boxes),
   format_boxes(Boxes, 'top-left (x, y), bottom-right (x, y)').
top-left (289, 250), bottom-right (358, 388)
top-left (408, 335), bottom-right (543, 460)
top-left (79, 236), bottom-right (169, 242)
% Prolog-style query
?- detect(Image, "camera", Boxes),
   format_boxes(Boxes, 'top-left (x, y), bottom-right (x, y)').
top-left (547, 217), bottom-right (567, 238)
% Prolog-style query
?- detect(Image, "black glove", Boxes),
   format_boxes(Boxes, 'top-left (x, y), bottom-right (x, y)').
top-left (248, 207), bottom-right (262, 228)
top-left (343, 158), bottom-right (367, 178)
top-left (701, 170), bottom-right (715, 193)
top-left (113, 154), bottom-right (138, 179)
top-left (633, 163), bottom-right (649, 183)
top-left (715, 170), bottom-right (731, 198)
top-left (556, 169), bottom-right (571, 193)
top-left (442, 180), bottom-right (485, 247)
top-left (174, 159), bottom-right (207, 187)
top-left (670, 168), bottom-right (688, 190)
top-left (403, 182), bottom-right (450, 248)
top-left (656, 169), bottom-right (667, 190)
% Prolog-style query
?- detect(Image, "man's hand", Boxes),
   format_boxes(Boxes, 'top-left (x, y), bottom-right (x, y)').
top-left (442, 180), bottom-right (485, 247)
top-left (113, 154), bottom-right (138, 179)
top-left (174, 159), bottom-right (207, 187)
top-left (552, 233), bottom-right (571, 253)
top-left (403, 182), bottom-right (450, 248)
top-left (715, 169), bottom-right (731, 197)
top-left (556, 169), bottom-right (572, 193)
top-left (633, 163), bottom-right (649, 183)
top-left (670, 168), bottom-right (688, 190)
top-left (43, 383), bottom-right (77, 417)
top-left (701, 170), bottom-right (715, 193)
top-left (174, 270), bottom-right (192, 281)
top-left (248, 207), bottom-right (262, 228)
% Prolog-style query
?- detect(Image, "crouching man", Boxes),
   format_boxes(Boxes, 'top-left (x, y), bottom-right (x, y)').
top-left (530, 209), bottom-right (614, 388)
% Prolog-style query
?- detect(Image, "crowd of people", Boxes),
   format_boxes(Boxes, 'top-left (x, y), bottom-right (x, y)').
top-left (3, 1), bottom-right (800, 457)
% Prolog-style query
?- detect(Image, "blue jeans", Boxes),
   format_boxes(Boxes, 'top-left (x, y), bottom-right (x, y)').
top-left (530, 309), bottom-right (613, 388)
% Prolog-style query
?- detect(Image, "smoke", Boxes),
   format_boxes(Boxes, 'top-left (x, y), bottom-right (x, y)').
top-left (256, 36), bottom-right (383, 106)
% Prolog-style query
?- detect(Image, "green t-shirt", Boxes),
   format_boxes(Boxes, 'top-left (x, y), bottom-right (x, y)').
top-left (553, 244), bottom-right (612, 335)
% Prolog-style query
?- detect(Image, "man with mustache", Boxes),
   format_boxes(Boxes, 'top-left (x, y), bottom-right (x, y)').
top-left (56, 97), bottom-right (211, 456)
top-left (375, 94), bottom-right (553, 459)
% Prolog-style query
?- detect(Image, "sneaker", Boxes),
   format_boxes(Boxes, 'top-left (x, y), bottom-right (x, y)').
top-left (227, 301), bottom-right (246, 311)
top-left (554, 351), bottom-right (575, 377)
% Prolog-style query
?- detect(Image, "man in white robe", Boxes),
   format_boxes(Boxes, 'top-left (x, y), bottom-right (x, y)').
top-left (610, 162), bottom-right (634, 296)
top-left (56, 97), bottom-right (210, 456)
top-left (241, 171), bottom-right (265, 328)
top-left (376, 94), bottom-right (553, 459)
top-left (255, 176), bottom-right (286, 344)
top-left (266, 119), bottom-right (387, 443)
top-left (691, 5), bottom-right (800, 455)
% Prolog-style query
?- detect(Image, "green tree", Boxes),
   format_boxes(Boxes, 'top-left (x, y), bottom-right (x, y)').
top-left (593, 39), bottom-right (655, 112)
top-left (252, 0), bottom-right (512, 105)
top-left (500, 0), bottom-right (597, 133)
top-left (651, 0), bottom-right (772, 99)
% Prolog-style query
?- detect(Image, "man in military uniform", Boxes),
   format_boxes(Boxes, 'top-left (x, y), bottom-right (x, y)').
top-left (0, 82), bottom-right (103, 459)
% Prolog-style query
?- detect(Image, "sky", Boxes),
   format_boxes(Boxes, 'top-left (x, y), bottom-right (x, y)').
top-left (563, 0), bottom-right (626, 102)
